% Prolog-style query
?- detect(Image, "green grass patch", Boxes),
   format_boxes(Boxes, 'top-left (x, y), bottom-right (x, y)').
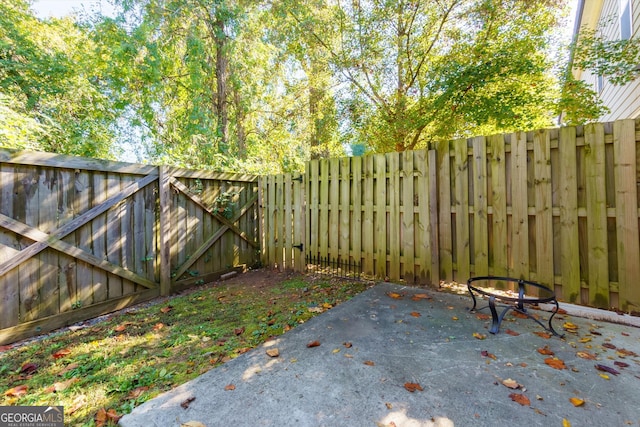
top-left (0, 272), bottom-right (370, 426)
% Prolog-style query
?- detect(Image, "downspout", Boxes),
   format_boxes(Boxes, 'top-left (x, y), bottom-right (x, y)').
top-left (558, 0), bottom-right (585, 125)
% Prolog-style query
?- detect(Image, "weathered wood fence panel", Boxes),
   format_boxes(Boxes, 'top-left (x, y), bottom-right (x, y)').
top-left (261, 119), bottom-right (640, 313)
top-left (0, 149), bottom-right (259, 344)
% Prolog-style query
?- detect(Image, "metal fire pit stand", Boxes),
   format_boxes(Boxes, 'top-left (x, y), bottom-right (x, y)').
top-left (467, 276), bottom-right (563, 337)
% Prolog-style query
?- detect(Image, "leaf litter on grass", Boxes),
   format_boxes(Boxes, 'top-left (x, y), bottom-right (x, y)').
top-left (0, 270), bottom-right (371, 426)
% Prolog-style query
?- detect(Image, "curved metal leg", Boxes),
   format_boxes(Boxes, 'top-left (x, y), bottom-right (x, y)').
top-left (468, 286), bottom-right (478, 312)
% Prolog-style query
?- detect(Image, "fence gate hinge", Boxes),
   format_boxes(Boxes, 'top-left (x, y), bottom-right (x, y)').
top-left (293, 175), bottom-right (304, 183)
top-left (293, 243), bottom-right (304, 252)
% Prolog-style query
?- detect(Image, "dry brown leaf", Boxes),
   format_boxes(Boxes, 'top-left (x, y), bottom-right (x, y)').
top-left (224, 384), bottom-right (235, 391)
top-left (45, 378), bottom-right (79, 393)
top-left (160, 305), bottom-right (173, 313)
top-left (181, 422), bottom-right (207, 427)
top-left (509, 393), bottom-right (530, 406)
top-left (343, 342), bottom-right (353, 348)
top-left (52, 348), bottom-right (72, 359)
top-left (411, 293), bottom-right (431, 301)
top-left (127, 386), bottom-right (150, 400)
top-left (480, 350), bottom-right (497, 360)
top-left (410, 311), bottom-right (421, 317)
top-left (512, 311), bottom-right (528, 319)
top-left (266, 348), bottom-right (280, 357)
top-left (404, 382), bottom-right (423, 392)
top-left (504, 329), bottom-right (520, 336)
top-left (502, 378), bottom-right (521, 389)
top-left (20, 362), bottom-right (38, 375)
top-left (363, 360), bottom-right (375, 366)
top-left (4, 385), bottom-right (28, 397)
top-left (180, 396), bottom-right (196, 409)
top-left (476, 313), bottom-right (491, 320)
top-left (569, 397), bottom-right (585, 407)
top-left (95, 408), bottom-right (121, 427)
top-left (533, 331), bottom-right (552, 339)
top-left (537, 345), bottom-right (554, 356)
top-left (153, 323), bottom-right (165, 331)
top-left (544, 357), bottom-right (567, 370)
top-left (57, 363), bottom-right (79, 376)
top-left (473, 332), bottom-right (487, 340)
top-left (387, 292), bottom-right (403, 299)
top-left (234, 327), bottom-right (245, 336)
top-left (576, 351), bottom-right (597, 360)
top-left (306, 340), bottom-right (321, 348)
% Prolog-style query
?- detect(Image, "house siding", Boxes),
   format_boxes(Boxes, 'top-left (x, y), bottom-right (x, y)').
top-left (576, 0), bottom-right (640, 120)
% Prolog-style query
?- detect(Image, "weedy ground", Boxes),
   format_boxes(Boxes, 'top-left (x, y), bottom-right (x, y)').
top-left (0, 269), bottom-right (371, 426)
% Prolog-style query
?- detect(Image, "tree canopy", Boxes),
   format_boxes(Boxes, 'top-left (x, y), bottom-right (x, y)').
top-left (0, 0), bottom-right (637, 172)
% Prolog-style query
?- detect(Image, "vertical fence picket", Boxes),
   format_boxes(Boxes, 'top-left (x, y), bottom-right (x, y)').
top-left (534, 129), bottom-right (554, 288)
top-left (402, 150), bottom-right (415, 283)
top-left (558, 127), bottom-right (581, 303)
top-left (585, 123), bottom-right (609, 307)
top-left (613, 119), bottom-right (640, 312)
top-left (453, 138), bottom-right (470, 282)
top-left (472, 136), bottom-right (489, 277)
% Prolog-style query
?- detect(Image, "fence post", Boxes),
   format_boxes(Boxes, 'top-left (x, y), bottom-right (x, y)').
top-left (159, 165), bottom-right (171, 296)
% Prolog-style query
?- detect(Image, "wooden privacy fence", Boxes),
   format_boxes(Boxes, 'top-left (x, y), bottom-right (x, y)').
top-left (260, 119), bottom-right (640, 313)
top-left (0, 148), bottom-right (259, 344)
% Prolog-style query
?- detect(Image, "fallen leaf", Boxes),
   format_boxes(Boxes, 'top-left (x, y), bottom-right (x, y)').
top-left (411, 293), bottom-right (431, 301)
top-left (410, 311), bottom-right (421, 317)
top-left (537, 345), bottom-right (554, 356)
top-left (544, 357), bottom-right (566, 370)
top-left (387, 292), bottom-right (403, 299)
top-left (480, 350), bottom-right (497, 360)
top-left (509, 393), bottom-right (530, 406)
top-left (473, 332), bottom-right (487, 340)
top-left (476, 313), bottom-right (491, 320)
top-left (266, 348), bottom-right (280, 357)
top-left (504, 329), bottom-right (520, 336)
top-left (95, 408), bottom-right (121, 427)
top-left (181, 422), bottom-right (207, 427)
top-left (614, 361), bottom-right (629, 368)
top-left (332, 348), bottom-right (341, 354)
top-left (452, 316), bottom-right (459, 321)
top-left (533, 331), bottom-right (552, 339)
top-left (576, 351), bottom-right (597, 360)
top-left (598, 373), bottom-right (610, 380)
top-left (617, 348), bottom-right (637, 357)
top-left (512, 311), bottom-right (528, 319)
top-left (563, 322), bottom-right (579, 331)
top-left (385, 402), bottom-right (393, 410)
top-left (563, 418), bottom-right (572, 427)
top-left (224, 384), bottom-right (235, 391)
top-left (602, 342), bottom-right (617, 349)
top-left (322, 303), bottom-right (333, 309)
top-left (127, 386), bottom-right (150, 399)
top-left (114, 323), bottom-right (131, 333)
top-left (160, 305), bottom-right (173, 313)
top-left (52, 348), bottom-right (72, 359)
top-left (578, 337), bottom-right (591, 343)
top-left (0, 345), bottom-right (13, 352)
top-left (554, 308), bottom-right (568, 315)
top-left (306, 340), bottom-right (321, 348)
top-left (153, 323), bottom-right (165, 331)
top-left (343, 342), bottom-right (353, 348)
top-left (569, 397), bottom-right (585, 407)
top-left (180, 396), bottom-right (196, 409)
top-left (45, 378), bottom-right (79, 393)
top-left (57, 363), bottom-right (79, 376)
top-left (404, 382), bottom-right (423, 392)
top-left (364, 360), bottom-right (375, 366)
top-left (20, 363), bottom-right (38, 375)
top-left (234, 327), bottom-right (245, 336)
top-left (595, 364), bottom-right (620, 375)
top-left (4, 385), bottom-right (28, 397)
top-left (502, 378), bottom-right (521, 389)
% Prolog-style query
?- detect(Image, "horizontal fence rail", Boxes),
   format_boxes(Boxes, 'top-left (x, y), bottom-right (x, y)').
top-left (260, 119), bottom-right (640, 313)
top-left (0, 149), bottom-right (259, 344)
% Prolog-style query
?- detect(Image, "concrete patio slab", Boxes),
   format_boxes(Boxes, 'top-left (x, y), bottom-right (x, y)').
top-left (119, 282), bottom-right (640, 427)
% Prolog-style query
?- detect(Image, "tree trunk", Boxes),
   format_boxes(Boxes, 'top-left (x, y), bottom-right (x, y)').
top-left (214, 14), bottom-right (229, 154)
